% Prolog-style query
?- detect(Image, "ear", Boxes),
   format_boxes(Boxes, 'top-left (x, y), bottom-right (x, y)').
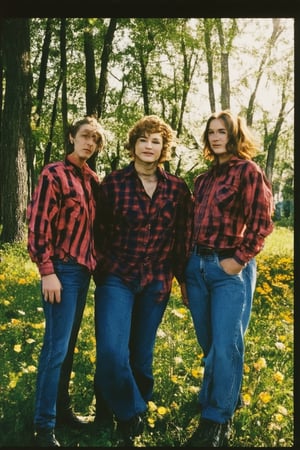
top-left (69, 133), bottom-right (74, 144)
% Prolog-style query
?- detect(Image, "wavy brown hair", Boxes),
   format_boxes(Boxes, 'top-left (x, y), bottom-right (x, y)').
top-left (202, 110), bottom-right (259, 162)
top-left (125, 115), bottom-right (175, 164)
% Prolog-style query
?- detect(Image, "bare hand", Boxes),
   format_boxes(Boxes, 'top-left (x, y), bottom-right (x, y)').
top-left (41, 274), bottom-right (62, 303)
top-left (219, 258), bottom-right (244, 275)
top-left (180, 282), bottom-right (189, 307)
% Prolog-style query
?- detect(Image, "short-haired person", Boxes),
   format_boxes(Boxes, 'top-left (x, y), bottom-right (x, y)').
top-left (183, 110), bottom-right (274, 447)
top-left (93, 115), bottom-right (193, 445)
top-left (27, 116), bottom-right (105, 447)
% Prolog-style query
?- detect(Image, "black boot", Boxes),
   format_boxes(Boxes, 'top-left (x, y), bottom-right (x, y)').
top-left (56, 406), bottom-right (89, 429)
top-left (184, 418), bottom-right (231, 447)
top-left (116, 414), bottom-right (144, 446)
top-left (34, 428), bottom-right (60, 447)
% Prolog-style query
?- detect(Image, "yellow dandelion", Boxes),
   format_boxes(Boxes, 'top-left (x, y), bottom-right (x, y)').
top-left (3, 299), bottom-right (10, 306)
top-left (273, 371), bottom-right (284, 383)
top-left (70, 371), bottom-right (75, 379)
top-left (253, 357), bottom-right (267, 370)
top-left (14, 344), bottom-right (22, 353)
top-left (147, 417), bottom-right (155, 428)
top-left (26, 338), bottom-right (35, 344)
top-left (0, 274), bottom-right (5, 280)
top-left (171, 375), bottom-right (178, 383)
top-left (74, 347), bottom-right (79, 354)
top-left (243, 363), bottom-right (250, 373)
top-left (148, 401), bottom-right (157, 412)
top-left (170, 401), bottom-right (179, 410)
top-left (11, 318), bottom-right (21, 325)
top-left (274, 413), bottom-right (283, 422)
top-left (9, 379), bottom-right (17, 389)
top-left (157, 406), bottom-right (168, 416)
top-left (89, 354), bottom-right (96, 364)
top-left (242, 393), bottom-right (251, 406)
top-left (27, 365), bottom-right (37, 373)
top-left (258, 391), bottom-right (272, 403)
top-left (18, 278), bottom-right (27, 285)
top-left (191, 367), bottom-right (203, 378)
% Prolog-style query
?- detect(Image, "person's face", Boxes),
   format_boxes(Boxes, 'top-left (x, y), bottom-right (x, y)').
top-left (134, 132), bottom-right (163, 164)
top-left (208, 118), bottom-right (230, 163)
top-left (70, 124), bottom-right (100, 162)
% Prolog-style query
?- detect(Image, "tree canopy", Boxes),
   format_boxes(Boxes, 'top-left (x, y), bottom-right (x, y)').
top-left (0, 17), bottom-right (294, 243)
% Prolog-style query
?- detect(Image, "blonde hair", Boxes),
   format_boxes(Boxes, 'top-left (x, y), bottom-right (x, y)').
top-left (125, 115), bottom-right (175, 164)
top-left (202, 110), bottom-right (259, 161)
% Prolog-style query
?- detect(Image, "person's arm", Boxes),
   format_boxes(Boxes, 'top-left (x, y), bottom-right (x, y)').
top-left (27, 168), bottom-right (59, 276)
top-left (234, 165), bottom-right (274, 265)
top-left (173, 182), bottom-right (194, 285)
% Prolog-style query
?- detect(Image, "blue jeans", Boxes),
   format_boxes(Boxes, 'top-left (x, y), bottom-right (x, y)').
top-left (34, 259), bottom-right (90, 429)
top-left (185, 252), bottom-right (256, 424)
top-left (94, 275), bottom-right (168, 421)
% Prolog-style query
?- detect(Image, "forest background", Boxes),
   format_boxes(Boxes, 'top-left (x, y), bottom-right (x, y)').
top-left (0, 17), bottom-right (295, 243)
top-left (0, 15), bottom-right (296, 447)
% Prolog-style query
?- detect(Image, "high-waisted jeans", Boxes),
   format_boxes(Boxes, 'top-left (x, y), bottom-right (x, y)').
top-left (185, 251), bottom-right (256, 424)
top-left (94, 275), bottom-right (168, 421)
top-left (34, 259), bottom-right (90, 429)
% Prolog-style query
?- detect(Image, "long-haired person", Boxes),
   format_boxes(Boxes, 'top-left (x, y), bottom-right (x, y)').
top-left (184, 110), bottom-right (274, 447)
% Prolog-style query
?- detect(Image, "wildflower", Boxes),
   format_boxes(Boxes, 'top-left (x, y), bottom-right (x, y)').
top-left (244, 363), bottom-right (250, 373)
top-left (26, 338), bottom-right (35, 344)
top-left (11, 318), bottom-right (21, 325)
top-left (274, 413), bottom-right (283, 422)
top-left (277, 405), bottom-right (288, 416)
top-left (157, 328), bottom-right (166, 338)
top-left (148, 401), bottom-right (157, 412)
top-left (273, 371), bottom-right (284, 383)
top-left (258, 391), bottom-right (272, 403)
top-left (174, 356), bottom-right (183, 364)
top-left (172, 308), bottom-right (185, 318)
top-left (147, 417), bottom-right (156, 428)
top-left (253, 357), bottom-right (267, 370)
top-left (157, 406), bottom-right (168, 416)
top-left (275, 341), bottom-right (285, 350)
top-left (13, 344), bottom-right (22, 353)
top-left (242, 393), bottom-right (251, 406)
top-left (171, 375), bottom-right (178, 383)
top-left (191, 367), bottom-right (203, 378)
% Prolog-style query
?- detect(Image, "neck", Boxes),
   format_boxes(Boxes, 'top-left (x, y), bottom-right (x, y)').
top-left (68, 153), bottom-right (85, 168)
top-left (134, 161), bottom-right (157, 178)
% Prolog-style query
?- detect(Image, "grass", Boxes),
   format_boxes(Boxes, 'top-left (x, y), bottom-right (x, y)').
top-left (0, 225), bottom-right (294, 447)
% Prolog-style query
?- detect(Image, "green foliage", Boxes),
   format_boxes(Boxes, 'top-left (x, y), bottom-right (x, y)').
top-left (0, 227), bottom-right (293, 446)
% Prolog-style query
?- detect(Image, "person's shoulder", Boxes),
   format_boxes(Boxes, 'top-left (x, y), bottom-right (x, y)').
top-left (40, 160), bottom-right (65, 175)
top-left (102, 165), bottom-right (128, 183)
top-left (161, 168), bottom-right (184, 182)
top-left (236, 158), bottom-right (262, 173)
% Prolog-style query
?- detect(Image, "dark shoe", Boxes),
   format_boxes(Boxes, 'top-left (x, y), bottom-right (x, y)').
top-left (94, 410), bottom-right (115, 429)
top-left (56, 407), bottom-right (89, 429)
top-left (34, 428), bottom-right (60, 447)
top-left (185, 418), bottom-right (231, 447)
top-left (117, 414), bottom-right (144, 446)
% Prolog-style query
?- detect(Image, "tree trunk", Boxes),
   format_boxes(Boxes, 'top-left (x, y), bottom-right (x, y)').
top-left (0, 18), bottom-right (32, 243)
